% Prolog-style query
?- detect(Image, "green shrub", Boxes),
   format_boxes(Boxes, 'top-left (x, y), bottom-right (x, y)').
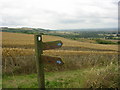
top-left (96, 39), bottom-right (116, 44)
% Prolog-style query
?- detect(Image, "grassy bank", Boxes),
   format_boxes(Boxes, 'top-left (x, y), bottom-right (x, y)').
top-left (3, 63), bottom-right (119, 88)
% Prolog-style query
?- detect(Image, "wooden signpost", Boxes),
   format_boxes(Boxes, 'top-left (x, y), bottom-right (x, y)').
top-left (34, 34), bottom-right (63, 88)
top-left (43, 40), bottom-right (63, 50)
top-left (42, 55), bottom-right (64, 65)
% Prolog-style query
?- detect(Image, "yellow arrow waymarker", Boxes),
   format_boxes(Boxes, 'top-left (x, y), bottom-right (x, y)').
top-left (42, 55), bottom-right (64, 65)
top-left (43, 40), bottom-right (63, 50)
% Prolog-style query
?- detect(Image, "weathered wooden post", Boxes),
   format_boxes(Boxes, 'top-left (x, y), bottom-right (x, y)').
top-left (34, 34), bottom-right (45, 88)
top-left (34, 33), bottom-right (64, 88)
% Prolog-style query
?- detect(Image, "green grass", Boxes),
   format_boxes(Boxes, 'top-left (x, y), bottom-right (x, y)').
top-left (2, 63), bottom-right (119, 88)
top-left (2, 69), bottom-right (84, 88)
top-left (95, 39), bottom-right (117, 44)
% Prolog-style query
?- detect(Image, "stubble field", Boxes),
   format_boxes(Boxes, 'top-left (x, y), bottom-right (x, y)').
top-left (2, 32), bottom-right (119, 88)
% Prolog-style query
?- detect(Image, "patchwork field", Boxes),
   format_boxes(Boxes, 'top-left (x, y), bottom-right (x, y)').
top-left (2, 32), bottom-right (119, 88)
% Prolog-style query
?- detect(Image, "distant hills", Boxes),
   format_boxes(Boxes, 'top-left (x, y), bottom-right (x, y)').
top-left (1, 27), bottom-right (119, 40)
top-left (52, 28), bottom-right (118, 32)
top-left (0, 27), bottom-right (50, 34)
top-left (1, 27), bottom-right (118, 31)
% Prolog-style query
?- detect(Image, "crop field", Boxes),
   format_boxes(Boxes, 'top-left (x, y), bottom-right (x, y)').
top-left (2, 32), bottom-right (118, 51)
top-left (2, 32), bottom-right (119, 88)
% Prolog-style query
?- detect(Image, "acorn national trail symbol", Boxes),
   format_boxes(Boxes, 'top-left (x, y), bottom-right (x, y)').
top-left (34, 34), bottom-right (64, 89)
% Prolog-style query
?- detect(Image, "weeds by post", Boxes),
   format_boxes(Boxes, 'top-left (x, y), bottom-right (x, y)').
top-left (34, 34), bottom-right (45, 89)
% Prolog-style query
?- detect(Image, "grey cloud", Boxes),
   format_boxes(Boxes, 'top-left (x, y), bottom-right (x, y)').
top-left (112, 1), bottom-right (119, 5)
top-left (59, 19), bottom-right (86, 24)
top-left (1, 14), bottom-right (30, 26)
top-left (0, 0), bottom-right (118, 29)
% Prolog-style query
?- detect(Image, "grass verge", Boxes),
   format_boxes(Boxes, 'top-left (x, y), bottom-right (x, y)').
top-left (2, 63), bottom-right (119, 88)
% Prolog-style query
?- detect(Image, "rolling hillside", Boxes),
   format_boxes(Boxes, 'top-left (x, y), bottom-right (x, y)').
top-left (2, 32), bottom-right (118, 52)
top-left (2, 32), bottom-right (119, 88)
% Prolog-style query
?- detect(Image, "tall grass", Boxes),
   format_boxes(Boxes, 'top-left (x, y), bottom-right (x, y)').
top-left (2, 48), bottom-right (118, 75)
top-left (83, 63), bottom-right (119, 88)
top-left (2, 63), bottom-right (119, 88)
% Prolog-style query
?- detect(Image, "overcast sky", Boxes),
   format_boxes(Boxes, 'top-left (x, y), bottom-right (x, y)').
top-left (0, 0), bottom-right (119, 29)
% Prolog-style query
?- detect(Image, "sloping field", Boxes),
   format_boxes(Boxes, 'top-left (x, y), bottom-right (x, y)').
top-left (2, 32), bottom-right (119, 88)
top-left (0, 32), bottom-right (119, 88)
top-left (2, 32), bottom-right (118, 51)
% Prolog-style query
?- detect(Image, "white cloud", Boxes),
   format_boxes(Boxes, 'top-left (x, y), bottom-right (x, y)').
top-left (0, 0), bottom-right (118, 29)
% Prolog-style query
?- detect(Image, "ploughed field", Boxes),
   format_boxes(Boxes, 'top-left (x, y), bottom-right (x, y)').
top-left (2, 32), bottom-right (119, 88)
